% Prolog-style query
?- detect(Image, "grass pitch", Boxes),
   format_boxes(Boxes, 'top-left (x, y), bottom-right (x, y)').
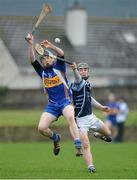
top-left (0, 109), bottom-right (137, 126)
top-left (0, 142), bottom-right (137, 179)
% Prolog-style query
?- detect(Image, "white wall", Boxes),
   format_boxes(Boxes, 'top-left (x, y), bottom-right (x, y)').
top-left (65, 8), bottom-right (87, 46)
top-left (0, 38), bottom-right (41, 89)
top-left (0, 38), bottom-right (19, 87)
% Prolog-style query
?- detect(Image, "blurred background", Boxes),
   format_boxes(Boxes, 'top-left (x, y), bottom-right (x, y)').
top-left (0, 0), bottom-right (137, 141)
top-left (0, 1), bottom-right (137, 179)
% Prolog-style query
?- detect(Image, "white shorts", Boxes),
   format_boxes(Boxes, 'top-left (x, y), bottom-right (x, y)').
top-left (76, 113), bottom-right (104, 132)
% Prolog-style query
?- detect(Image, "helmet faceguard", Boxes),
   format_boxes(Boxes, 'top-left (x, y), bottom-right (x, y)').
top-left (34, 44), bottom-right (54, 61)
top-left (39, 49), bottom-right (54, 61)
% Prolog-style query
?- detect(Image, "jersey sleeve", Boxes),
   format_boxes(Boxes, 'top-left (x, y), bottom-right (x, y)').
top-left (54, 55), bottom-right (66, 73)
top-left (31, 60), bottom-right (44, 78)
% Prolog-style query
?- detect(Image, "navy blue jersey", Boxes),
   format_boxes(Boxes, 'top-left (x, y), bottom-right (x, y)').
top-left (71, 80), bottom-right (92, 118)
top-left (32, 57), bottom-right (72, 103)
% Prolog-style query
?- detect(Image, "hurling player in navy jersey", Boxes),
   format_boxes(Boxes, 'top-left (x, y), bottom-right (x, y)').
top-left (26, 33), bottom-right (82, 156)
top-left (70, 62), bottom-right (112, 173)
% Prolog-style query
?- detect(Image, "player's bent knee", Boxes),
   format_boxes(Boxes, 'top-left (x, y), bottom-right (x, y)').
top-left (38, 125), bottom-right (48, 132)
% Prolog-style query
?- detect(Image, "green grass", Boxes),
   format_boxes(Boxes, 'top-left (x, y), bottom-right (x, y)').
top-left (0, 109), bottom-right (67, 127)
top-left (0, 109), bottom-right (136, 127)
top-left (0, 142), bottom-right (137, 179)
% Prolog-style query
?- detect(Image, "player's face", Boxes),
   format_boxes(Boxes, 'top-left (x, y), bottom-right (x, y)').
top-left (78, 68), bottom-right (89, 79)
top-left (40, 56), bottom-right (55, 67)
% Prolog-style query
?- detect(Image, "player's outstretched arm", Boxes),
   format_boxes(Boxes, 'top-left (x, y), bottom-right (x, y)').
top-left (26, 33), bottom-right (36, 64)
top-left (91, 97), bottom-right (103, 109)
top-left (91, 97), bottom-right (112, 113)
top-left (41, 40), bottom-right (64, 57)
top-left (70, 62), bottom-right (82, 84)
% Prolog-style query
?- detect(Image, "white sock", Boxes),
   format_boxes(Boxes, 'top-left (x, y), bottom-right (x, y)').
top-left (88, 164), bottom-right (94, 169)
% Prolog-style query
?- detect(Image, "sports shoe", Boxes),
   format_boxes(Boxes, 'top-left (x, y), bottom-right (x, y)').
top-left (53, 135), bottom-right (61, 156)
top-left (76, 148), bottom-right (83, 157)
top-left (93, 132), bottom-right (112, 142)
top-left (88, 166), bottom-right (96, 173)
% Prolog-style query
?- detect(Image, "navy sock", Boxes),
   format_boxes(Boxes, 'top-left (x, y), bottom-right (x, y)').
top-left (50, 132), bottom-right (58, 142)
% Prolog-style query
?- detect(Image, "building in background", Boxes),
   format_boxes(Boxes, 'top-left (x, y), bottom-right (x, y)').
top-left (0, 0), bottom-right (137, 108)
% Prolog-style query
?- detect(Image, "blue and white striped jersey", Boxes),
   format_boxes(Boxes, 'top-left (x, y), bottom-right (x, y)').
top-left (71, 80), bottom-right (92, 118)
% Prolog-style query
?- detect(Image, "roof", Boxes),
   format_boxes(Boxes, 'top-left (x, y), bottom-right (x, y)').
top-left (0, 16), bottom-right (137, 70)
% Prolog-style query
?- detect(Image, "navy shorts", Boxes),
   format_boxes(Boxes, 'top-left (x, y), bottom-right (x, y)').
top-left (44, 99), bottom-right (71, 118)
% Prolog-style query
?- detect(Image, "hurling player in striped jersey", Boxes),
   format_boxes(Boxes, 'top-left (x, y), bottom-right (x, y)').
top-left (70, 62), bottom-right (112, 173)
